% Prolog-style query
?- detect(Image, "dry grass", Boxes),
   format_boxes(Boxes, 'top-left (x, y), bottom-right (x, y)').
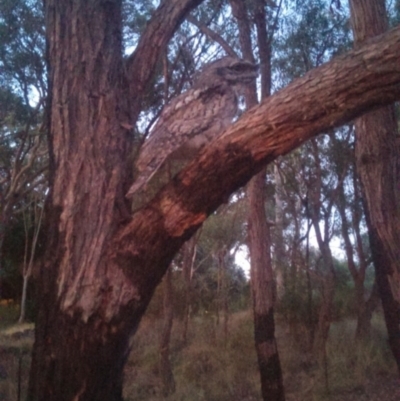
top-left (0, 303), bottom-right (396, 401)
top-left (124, 311), bottom-right (397, 401)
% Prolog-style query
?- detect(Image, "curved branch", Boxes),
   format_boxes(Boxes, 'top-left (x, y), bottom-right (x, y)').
top-left (112, 25), bottom-right (400, 299)
top-left (126, 0), bottom-right (205, 110)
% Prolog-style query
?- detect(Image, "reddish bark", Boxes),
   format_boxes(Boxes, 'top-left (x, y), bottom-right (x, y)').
top-left (28, 0), bottom-right (400, 397)
top-left (349, 0), bottom-right (400, 372)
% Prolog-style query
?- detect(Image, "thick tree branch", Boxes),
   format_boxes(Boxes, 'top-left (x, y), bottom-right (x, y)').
top-left (111, 25), bottom-right (400, 300)
top-left (126, 0), bottom-right (205, 109)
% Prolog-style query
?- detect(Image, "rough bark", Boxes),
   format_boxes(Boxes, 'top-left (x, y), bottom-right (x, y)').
top-left (231, 1), bottom-right (285, 399)
top-left (29, 1), bottom-right (400, 396)
top-left (349, 0), bottom-right (400, 372)
top-left (29, 1), bottom-right (205, 400)
top-left (126, 0), bottom-right (205, 120)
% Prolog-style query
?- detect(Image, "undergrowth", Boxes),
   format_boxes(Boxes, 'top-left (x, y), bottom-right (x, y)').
top-left (123, 311), bottom-right (396, 401)
top-left (0, 304), bottom-right (396, 401)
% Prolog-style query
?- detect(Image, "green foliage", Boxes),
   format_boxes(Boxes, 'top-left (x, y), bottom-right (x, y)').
top-left (0, 0), bottom-right (45, 99)
top-left (145, 259), bottom-right (249, 321)
top-left (1, 202), bottom-right (43, 307)
top-left (275, 0), bottom-right (351, 84)
top-left (389, 0), bottom-right (400, 26)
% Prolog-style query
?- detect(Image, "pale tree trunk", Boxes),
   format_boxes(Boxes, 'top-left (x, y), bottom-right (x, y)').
top-left (274, 163), bottom-right (285, 299)
top-left (0, 125), bottom-right (46, 299)
top-left (159, 266), bottom-right (175, 397)
top-left (27, 0), bottom-right (400, 396)
top-left (182, 235), bottom-right (198, 344)
top-left (216, 247), bottom-right (229, 340)
top-left (0, 206), bottom-right (12, 298)
top-left (19, 200), bottom-right (44, 323)
top-left (335, 164), bottom-right (378, 340)
top-left (349, 0), bottom-right (400, 373)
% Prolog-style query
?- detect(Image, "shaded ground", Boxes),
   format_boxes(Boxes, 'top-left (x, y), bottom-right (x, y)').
top-left (284, 373), bottom-right (400, 401)
top-left (0, 312), bottom-right (398, 401)
top-left (0, 325), bottom-right (34, 401)
top-left (330, 375), bottom-right (400, 401)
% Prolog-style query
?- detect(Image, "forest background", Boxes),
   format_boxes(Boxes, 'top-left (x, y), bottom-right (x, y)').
top-left (0, 0), bottom-right (399, 400)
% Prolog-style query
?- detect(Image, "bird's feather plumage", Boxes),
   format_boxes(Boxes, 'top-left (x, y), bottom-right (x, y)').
top-left (126, 57), bottom-right (258, 198)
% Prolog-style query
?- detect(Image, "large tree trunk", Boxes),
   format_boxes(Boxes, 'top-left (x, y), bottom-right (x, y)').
top-left (28, 0), bottom-right (400, 395)
top-left (28, 1), bottom-right (204, 400)
top-left (349, 0), bottom-right (400, 372)
top-left (28, 1), bottom-right (136, 398)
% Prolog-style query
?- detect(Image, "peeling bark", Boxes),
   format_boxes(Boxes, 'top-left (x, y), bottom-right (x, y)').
top-left (29, 0), bottom-right (400, 396)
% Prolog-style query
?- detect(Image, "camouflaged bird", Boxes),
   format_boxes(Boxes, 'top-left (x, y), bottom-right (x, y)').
top-left (126, 56), bottom-right (258, 198)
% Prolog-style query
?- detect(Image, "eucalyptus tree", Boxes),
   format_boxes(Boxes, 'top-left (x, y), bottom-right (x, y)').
top-left (17, 0), bottom-right (400, 399)
top-left (273, 0), bottom-right (350, 355)
top-left (349, 0), bottom-right (400, 372)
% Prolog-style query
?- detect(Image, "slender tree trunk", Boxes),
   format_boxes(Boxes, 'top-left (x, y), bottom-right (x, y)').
top-left (274, 163), bottom-right (285, 299)
top-left (182, 235), bottom-right (197, 344)
top-left (307, 140), bottom-right (337, 358)
top-left (335, 174), bottom-right (372, 340)
top-left (355, 279), bottom-right (379, 339)
top-left (305, 233), bottom-right (315, 349)
top-left (159, 266), bottom-right (176, 397)
top-left (0, 236), bottom-right (4, 299)
top-left (0, 208), bottom-right (11, 298)
top-left (349, 0), bottom-right (400, 372)
top-left (217, 247), bottom-right (229, 340)
top-left (248, 172), bottom-right (285, 401)
top-left (19, 200), bottom-right (44, 323)
top-left (314, 266), bottom-right (335, 357)
top-left (19, 274), bottom-right (29, 323)
top-left (230, 0), bottom-right (285, 399)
